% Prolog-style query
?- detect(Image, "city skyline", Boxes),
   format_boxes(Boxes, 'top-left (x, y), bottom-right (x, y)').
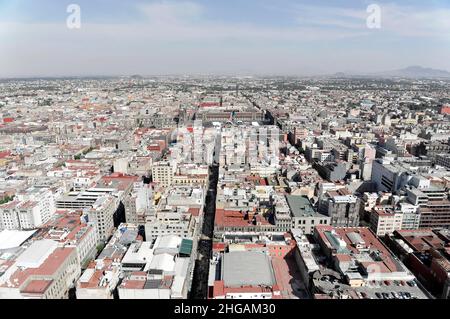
top-left (2, 0), bottom-right (450, 306)
top-left (1, 0), bottom-right (450, 77)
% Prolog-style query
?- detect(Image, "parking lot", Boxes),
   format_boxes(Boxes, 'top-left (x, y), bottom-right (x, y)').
top-left (353, 280), bottom-right (430, 299)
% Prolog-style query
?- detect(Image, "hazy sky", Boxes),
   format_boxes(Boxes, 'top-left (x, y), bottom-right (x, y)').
top-left (1, 0), bottom-right (450, 77)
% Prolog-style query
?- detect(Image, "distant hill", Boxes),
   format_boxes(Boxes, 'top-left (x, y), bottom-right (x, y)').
top-left (332, 72), bottom-right (347, 78)
top-left (376, 66), bottom-right (450, 79)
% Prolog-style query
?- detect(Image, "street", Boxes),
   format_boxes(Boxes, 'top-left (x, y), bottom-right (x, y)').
top-left (190, 164), bottom-right (219, 299)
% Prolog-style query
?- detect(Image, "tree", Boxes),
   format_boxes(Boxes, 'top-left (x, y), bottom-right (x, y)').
top-left (96, 243), bottom-right (105, 254)
top-left (0, 195), bottom-right (14, 205)
top-left (82, 147), bottom-right (94, 155)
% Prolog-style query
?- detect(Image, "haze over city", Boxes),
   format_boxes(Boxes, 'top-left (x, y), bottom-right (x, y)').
top-left (1, 0), bottom-right (450, 308)
top-left (1, 0), bottom-right (450, 77)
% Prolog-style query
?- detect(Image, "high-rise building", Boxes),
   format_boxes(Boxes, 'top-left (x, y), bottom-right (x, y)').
top-left (151, 162), bottom-right (176, 187)
top-left (86, 195), bottom-right (120, 242)
top-left (320, 189), bottom-right (360, 227)
top-left (0, 188), bottom-right (56, 231)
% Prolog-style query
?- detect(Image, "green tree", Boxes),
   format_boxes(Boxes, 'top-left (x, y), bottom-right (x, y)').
top-left (0, 195), bottom-right (14, 205)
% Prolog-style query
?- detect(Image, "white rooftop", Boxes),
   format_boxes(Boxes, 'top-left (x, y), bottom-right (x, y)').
top-left (0, 230), bottom-right (37, 251)
top-left (153, 235), bottom-right (182, 255)
top-left (16, 239), bottom-right (58, 269)
top-left (149, 253), bottom-right (175, 272)
top-left (122, 242), bottom-right (154, 265)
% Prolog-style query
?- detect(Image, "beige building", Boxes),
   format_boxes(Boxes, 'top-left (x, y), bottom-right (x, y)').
top-left (152, 162), bottom-right (176, 187)
top-left (86, 195), bottom-right (120, 242)
top-left (370, 206), bottom-right (403, 236)
top-left (0, 240), bottom-right (80, 299)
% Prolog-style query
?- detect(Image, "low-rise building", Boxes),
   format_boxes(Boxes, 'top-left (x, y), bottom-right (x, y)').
top-left (286, 195), bottom-right (330, 235)
top-left (385, 229), bottom-right (450, 298)
top-left (0, 240), bottom-right (80, 299)
top-left (75, 223), bottom-right (139, 299)
top-left (118, 235), bottom-right (195, 299)
top-left (310, 225), bottom-right (429, 299)
top-left (369, 206), bottom-right (404, 237)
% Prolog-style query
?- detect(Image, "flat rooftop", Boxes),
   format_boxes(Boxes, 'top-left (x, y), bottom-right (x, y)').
top-left (16, 239), bottom-right (58, 268)
top-left (286, 195), bottom-right (322, 218)
top-left (222, 251), bottom-right (275, 288)
top-left (0, 230), bottom-right (37, 251)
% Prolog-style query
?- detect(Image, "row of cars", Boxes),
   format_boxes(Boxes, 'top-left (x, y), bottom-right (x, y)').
top-left (374, 291), bottom-right (417, 300)
top-left (355, 280), bottom-right (421, 299)
top-left (366, 280), bottom-right (418, 288)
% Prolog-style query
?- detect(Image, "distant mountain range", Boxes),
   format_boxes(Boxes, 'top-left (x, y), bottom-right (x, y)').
top-left (376, 66), bottom-right (450, 78)
top-left (333, 66), bottom-right (450, 79)
top-left (3, 66), bottom-right (450, 80)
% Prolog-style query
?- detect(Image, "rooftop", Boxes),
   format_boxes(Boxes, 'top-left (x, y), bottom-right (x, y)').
top-left (286, 195), bottom-right (322, 218)
top-left (222, 251), bottom-right (276, 288)
top-left (0, 230), bottom-right (37, 251)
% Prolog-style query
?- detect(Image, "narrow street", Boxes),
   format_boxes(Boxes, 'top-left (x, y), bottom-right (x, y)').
top-left (190, 164), bottom-right (219, 299)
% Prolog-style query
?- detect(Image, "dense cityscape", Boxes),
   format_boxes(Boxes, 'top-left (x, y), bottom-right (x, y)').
top-left (0, 75), bottom-right (449, 300)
